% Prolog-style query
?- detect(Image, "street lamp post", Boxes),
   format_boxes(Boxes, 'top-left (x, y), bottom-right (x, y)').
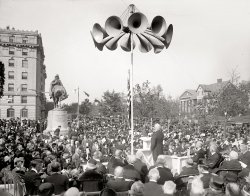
top-left (90, 4), bottom-right (173, 154)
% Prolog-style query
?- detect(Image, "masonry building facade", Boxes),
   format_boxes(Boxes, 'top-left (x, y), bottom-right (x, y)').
top-left (0, 26), bottom-right (46, 120)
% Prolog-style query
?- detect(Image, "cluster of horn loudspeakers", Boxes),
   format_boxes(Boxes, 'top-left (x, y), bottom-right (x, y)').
top-left (91, 11), bottom-right (173, 54)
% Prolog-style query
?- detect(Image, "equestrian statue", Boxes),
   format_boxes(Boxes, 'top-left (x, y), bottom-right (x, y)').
top-left (49, 74), bottom-right (68, 108)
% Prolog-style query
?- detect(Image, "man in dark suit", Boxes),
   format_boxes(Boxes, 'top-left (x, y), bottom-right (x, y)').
top-left (106, 166), bottom-right (133, 192)
top-left (123, 155), bottom-right (141, 181)
top-left (206, 143), bottom-right (222, 170)
top-left (78, 159), bottom-right (104, 192)
top-left (44, 162), bottom-right (69, 195)
top-left (149, 155), bottom-right (174, 185)
top-left (217, 150), bottom-right (242, 176)
top-left (24, 159), bottom-right (43, 196)
top-left (107, 149), bottom-right (125, 174)
top-left (151, 123), bottom-right (164, 162)
top-left (179, 158), bottom-right (199, 176)
top-left (198, 164), bottom-right (212, 189)
top-left (93, 150), bottom-right (107, 175)
top-left (143, 168), bottom-right (165, 196)
top-left (192, 141), bottom-right (206, 164)
top-left (134, 153), bottom-right (149, 183)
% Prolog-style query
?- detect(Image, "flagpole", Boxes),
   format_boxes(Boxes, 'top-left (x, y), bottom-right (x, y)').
top-left (130, 32), bottom-right (134, 155)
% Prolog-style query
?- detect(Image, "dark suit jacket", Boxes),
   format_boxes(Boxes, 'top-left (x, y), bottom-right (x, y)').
top-left (107, 157), bottom-right (125, 174)
top-left (96, 161), bottom-right (107, 175)
top-left (123, 164), bottom-right (141, 181)
top-left (151, 130), bottom-right (164, 162)
top-left (179, 166), bottom-right (199, 176)
top-left (192, 148), bottom-right (206, 163)
top-left (24, 170), bottom-right (42, 196)
top-left (78, 169), bottom-right (103, 181)
top-left (157, 167), bottom-right (174, 185)
top-left (133, 159), bottom-right (148, 183)
top-left (106, 177), bottom-right (133, 192)
top-left (219, 160), bottom-right (242, 171)
top-left (143, 181), bottom-right (165, 196)
top-left (206, 152), bottom-right (221, 169)
top-left (200, 172), bottom-right (213, 189)
top-left (44, 173), bottom-right (69, 195)
top-left (240, 151), bottom-right (250, 167)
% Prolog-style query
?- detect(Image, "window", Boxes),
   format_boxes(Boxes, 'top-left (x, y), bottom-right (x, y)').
top-left (22, 59), bottom-right (28, 68)
top-left (22, 72), bottom-right (28, 79)
top-left (21, 84), bottom-right (27, 92)
top-left (7, 108), bottom-right (15, 118)
top-left (22, 48), bottom-right (28, 56)
top-left (8, 59), bottom-right (14, 67)
top-left (8, 83), bottom-right (14, 91)
top-left (8, 71), bottom-right (14, 79)
top-left (22, 37), bottom-right (28, 44)
top-left (9, 36), bottom-right (15, 43)
top-left (8, 96), bottom-right (14, 103)
top-left (9, 47), bottom-right (15, 55)
top-left (21, 96), bottom-right (27, 103)
top-left (21, 108), bottom-right (28, 118)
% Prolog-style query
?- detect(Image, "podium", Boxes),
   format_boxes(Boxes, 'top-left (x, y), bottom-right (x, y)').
top-left (164, 155), bottom-right (190, 174)
top-left (45, 108), bottom-right (68, 136)
top-left (136, 137), bottom-right (154, 168)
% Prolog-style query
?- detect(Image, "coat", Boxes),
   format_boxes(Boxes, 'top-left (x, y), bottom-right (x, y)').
top-left (44, 173), bottom-right (69, 195)
top-left (151, 130), bottom-right (164, 162)
top-left (24, 170), bottom-right (42, 196)
top-left (106, 177), bottom-right (133, 192)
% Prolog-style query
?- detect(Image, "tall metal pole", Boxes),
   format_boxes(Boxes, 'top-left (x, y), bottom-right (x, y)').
top-left (130, 4), bottom-right (135, 155)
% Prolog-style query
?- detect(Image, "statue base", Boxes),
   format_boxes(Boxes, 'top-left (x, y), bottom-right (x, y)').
top-left (45, 108), bottom-right (68, 136)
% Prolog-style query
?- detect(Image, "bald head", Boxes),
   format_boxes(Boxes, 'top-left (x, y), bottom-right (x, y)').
top-left (114, 166), bottom-right (124, 178)
top-left (154, 123), bottom-right (161, 132)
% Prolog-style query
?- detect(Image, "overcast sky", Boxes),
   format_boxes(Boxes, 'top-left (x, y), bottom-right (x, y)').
top-left (0, 0), bottom-right (250, 103)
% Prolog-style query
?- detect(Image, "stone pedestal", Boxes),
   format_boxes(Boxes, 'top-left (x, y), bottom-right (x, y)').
top-left (45, 108), bottom-right (68, 136)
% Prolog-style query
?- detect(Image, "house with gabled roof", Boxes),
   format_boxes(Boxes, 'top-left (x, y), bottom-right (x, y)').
top-left (180, 79), bottom-right (232, 114)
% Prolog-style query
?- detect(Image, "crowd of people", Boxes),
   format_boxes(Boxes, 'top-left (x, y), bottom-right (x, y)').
top-left (0, 117), bottom-right (250, 196)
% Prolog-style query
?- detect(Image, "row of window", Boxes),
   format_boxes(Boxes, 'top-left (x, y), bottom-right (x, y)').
top-left (8, 83), bottom-right (27, 92)
top-left (8, 71), bottom-right (28, 80)
top-left (7, 95), bottom-right (27, 103)
top-left (8, 59), bottom-right (28, 67)
top-left (7, 108), bottom-right (28, 118)
top-left (9, 36), bottom-right (28, 44)
top-left (9, 48), bottom-right (28, 56)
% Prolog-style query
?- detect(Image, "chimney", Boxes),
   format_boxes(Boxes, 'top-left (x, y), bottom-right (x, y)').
top-left (217, 78), bottom-right (222, 83)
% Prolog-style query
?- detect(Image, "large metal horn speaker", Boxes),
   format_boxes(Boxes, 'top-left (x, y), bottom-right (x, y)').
top-left (151, 16), bottom-right (167, 37)
top-left (142, 33), bottom-right (164, 54)
top-left (91, 23), bottom-right (113, 51)
top-left (105, 16), bottom-right (123, 37)
top-left (105, 32), bottom-right (125, 50)
top-left (120, 33), bottom-right (135, 52)
top-left (128, 12), bottom-right (148, 34)
top-left (136, 34), bottom-right (152, 53)
top-left (162, 24), bottom-right (173, 49)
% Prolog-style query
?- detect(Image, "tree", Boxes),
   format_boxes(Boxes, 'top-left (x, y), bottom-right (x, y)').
top-left (133, 81), bottom-right (179, 119)
top-left (99, 90), bottom-right (124, 116)
top-left (216, 83), bottom-right (248, 116)
top-left (79, 98), bottom-right (92, 116)
top-left (0, 61), bottom-right (5, 98)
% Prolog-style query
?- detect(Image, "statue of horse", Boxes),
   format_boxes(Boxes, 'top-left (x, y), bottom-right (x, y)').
top-left (51, 85), bottom-right (67, 108)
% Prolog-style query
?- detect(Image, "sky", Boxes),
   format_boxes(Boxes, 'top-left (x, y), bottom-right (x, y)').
top-left (0, 0), bottom-right (250, 103)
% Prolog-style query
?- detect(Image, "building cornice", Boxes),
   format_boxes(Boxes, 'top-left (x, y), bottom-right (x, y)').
top-left (0, 41), bottom-right (39, 48)
top-left (0, 28), bottom-right (39, 36)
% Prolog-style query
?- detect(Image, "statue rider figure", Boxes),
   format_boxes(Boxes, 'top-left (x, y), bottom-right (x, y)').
top-left (49, 74), bottom-right (68, 108)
